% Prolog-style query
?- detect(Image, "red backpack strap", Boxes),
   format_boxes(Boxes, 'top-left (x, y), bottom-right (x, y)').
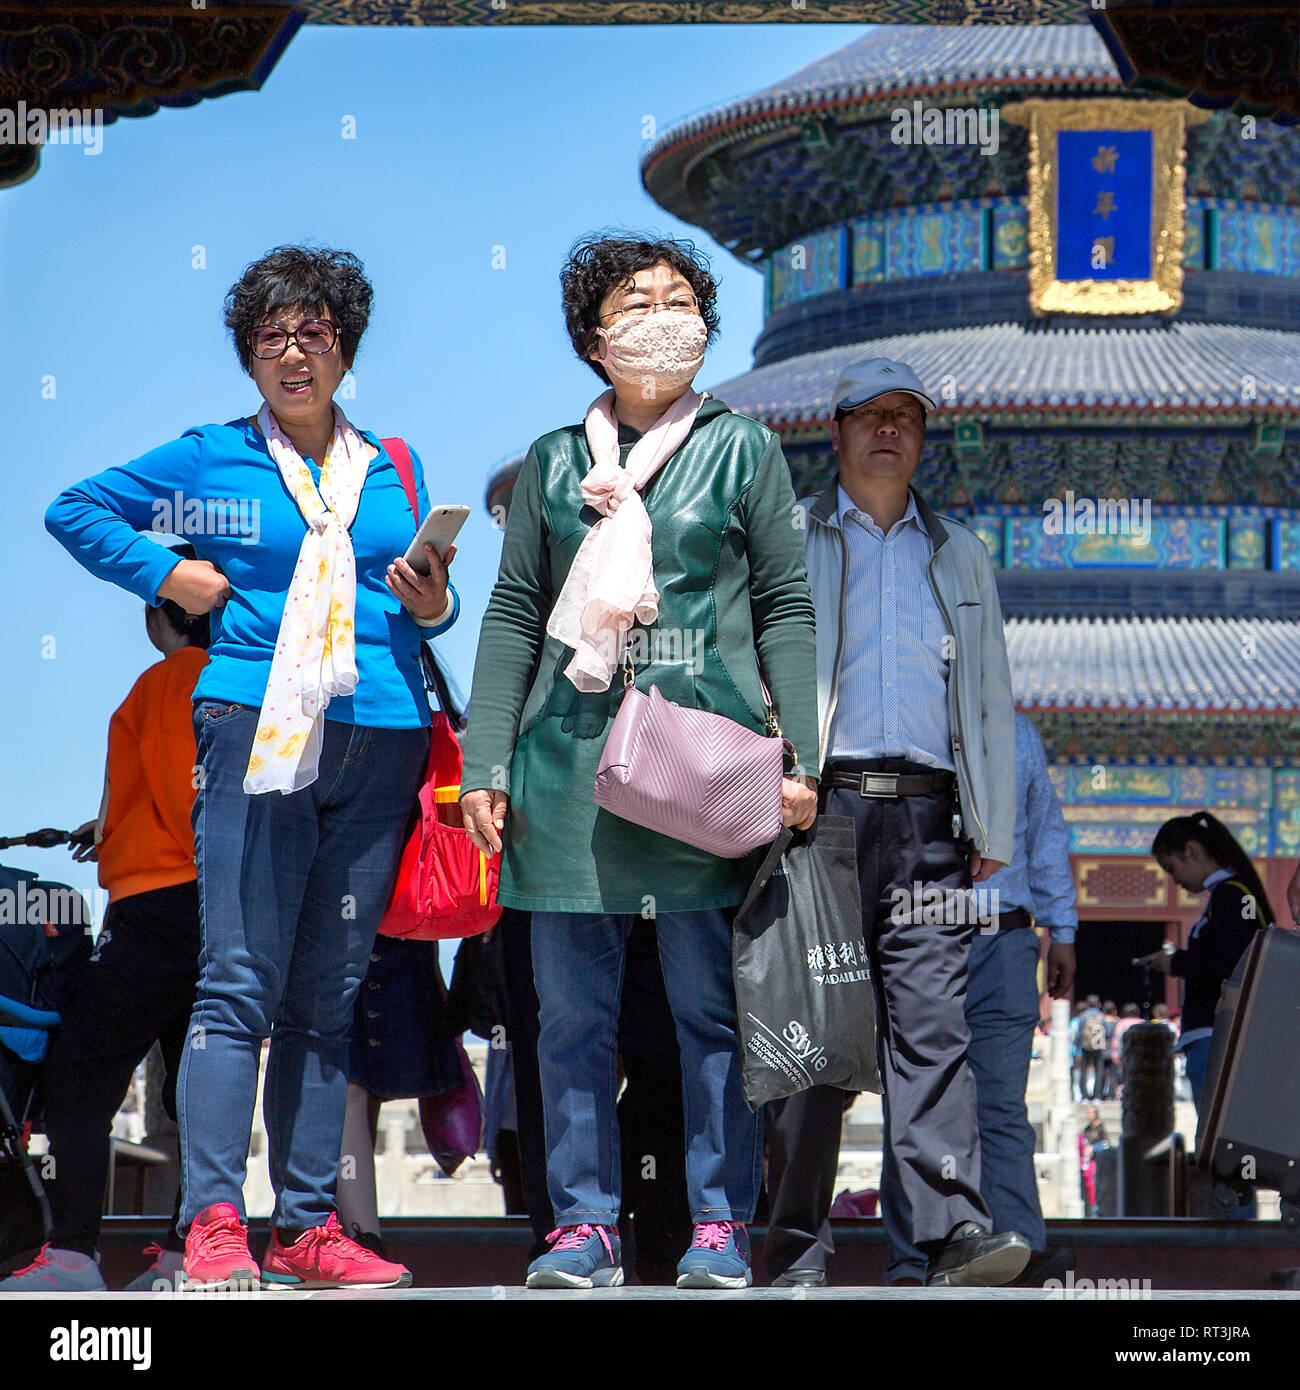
top-left (382, 437), bottom-right (419, 524)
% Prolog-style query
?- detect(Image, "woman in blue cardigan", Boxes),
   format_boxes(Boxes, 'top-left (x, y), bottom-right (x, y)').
top-left (44, 246), bottom-right (456, 1292)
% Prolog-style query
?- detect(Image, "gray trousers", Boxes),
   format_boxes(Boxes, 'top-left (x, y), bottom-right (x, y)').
top-left (766, 923), bottom-right (1046, 1280)
top-left (765, 768), bottom-right (990, 1276)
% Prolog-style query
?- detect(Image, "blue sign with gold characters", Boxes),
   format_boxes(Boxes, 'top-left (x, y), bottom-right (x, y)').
top-left (1056, 129), bottom-right (1153, 281)
top-left (1001, 98), bottom-right (1206, 315)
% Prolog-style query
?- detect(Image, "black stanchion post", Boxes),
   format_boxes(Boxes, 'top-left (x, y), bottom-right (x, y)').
top-left (1120, 1022), bottom-right (1176, 1216)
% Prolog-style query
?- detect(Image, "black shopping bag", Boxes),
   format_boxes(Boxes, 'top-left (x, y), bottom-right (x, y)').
top-left (732, 817), bottom-right (880, 1110)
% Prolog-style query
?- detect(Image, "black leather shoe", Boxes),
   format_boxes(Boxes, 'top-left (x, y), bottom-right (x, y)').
top-left (771, 1268), bottom-right (827, 1288)
top-left (1010, 1248), bottom-right (1076, 1288)
top-left (925, 1222), bottom-right (1030, 1287)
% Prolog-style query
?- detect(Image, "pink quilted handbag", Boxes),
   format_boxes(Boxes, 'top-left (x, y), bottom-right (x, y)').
top-left (593, 670), bottom-right (790, 859)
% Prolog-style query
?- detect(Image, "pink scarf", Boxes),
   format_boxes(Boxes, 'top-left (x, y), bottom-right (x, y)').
top-left (546, 388), bottom-right (703, 692)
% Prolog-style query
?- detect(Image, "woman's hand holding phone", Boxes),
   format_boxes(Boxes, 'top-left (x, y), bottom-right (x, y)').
top-left (387, 543), bottom-right (456, 623)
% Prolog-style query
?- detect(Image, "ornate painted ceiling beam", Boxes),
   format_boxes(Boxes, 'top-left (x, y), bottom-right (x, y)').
top-left (0, 3), bottom-right (304, 187)
top-left (1090, 3), bottom-right (1299, 125)
top-left (301, 0), bottom-right (1090, 23)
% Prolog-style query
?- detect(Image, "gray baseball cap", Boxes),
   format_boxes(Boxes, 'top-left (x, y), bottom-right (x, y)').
top-left (831, 356), bottom-right (936, 414)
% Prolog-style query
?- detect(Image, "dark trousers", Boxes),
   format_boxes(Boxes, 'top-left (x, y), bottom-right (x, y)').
top-left (42, 881), bottom-right (200, 1256)
top-left (764, 1086), bottom-right (850, 1279)
top-left (764, 764), bottom-right (989, 1277)
top-left (499, 910), bottom-right (554, 1255)
top-left (831, 766), bottom-right (988, 1252)
top-left (766, 929), bottom-right (1047, 1281)
top-left (1097, 1053), bottom-right (1117, 1100)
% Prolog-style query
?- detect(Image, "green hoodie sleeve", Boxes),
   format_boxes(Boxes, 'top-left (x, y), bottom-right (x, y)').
top-left (739, 434), bottom-right (820, 777)
top-left (459, 445), bottom-right (552, 795)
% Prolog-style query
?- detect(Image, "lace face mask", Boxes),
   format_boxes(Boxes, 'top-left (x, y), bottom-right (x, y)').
top-left (593, 309), bottom-right (707, 399)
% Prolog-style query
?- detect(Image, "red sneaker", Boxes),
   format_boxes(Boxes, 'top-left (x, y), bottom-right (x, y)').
top-left (261, 1213), bottom-right (412, 1290)
top-left (182, 1203), bottom-right (260, 1291)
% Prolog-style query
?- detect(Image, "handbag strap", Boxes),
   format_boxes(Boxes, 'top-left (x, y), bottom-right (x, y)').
top-left (620, 641), bottom-right (782, 738)
top-left (735, 826), bottom-right (795, 924)
top-left (384, 437), bottom-right (467, 728)
top-left (383, 436), bottom-right (419, 525)
top-left (383, 433), bottom-right (426, 691)
top-left (758, 672), bottom-right (780, 737)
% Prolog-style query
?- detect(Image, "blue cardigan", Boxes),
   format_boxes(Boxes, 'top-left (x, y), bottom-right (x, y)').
top-left (46, 417), bottom-right (459, 729)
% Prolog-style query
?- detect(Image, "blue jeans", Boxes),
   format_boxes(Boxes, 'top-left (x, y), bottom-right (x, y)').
top-left (1182, 1035), bottom-right (1211, 1110)
top-left (177, 701), bottom-right (427, 1232)
top-left (884, 926), bottom-right (1044, 1280)
top-left (530, 909), bottom-right (762, 1228)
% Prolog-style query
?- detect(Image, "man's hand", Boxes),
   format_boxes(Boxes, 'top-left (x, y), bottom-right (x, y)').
top-left (781, 776), bottom-right (818, 831)
top-left (968, 854), bottom-right (1007, 884)
top-left (158, 558), bottom-right (230, 614)
top-left (1136, 949), bottom-right (1171, 974)
top-left (1045, 941), bottom-right (1076, 999)
top-left (461, 788), bottom-right (508, 855)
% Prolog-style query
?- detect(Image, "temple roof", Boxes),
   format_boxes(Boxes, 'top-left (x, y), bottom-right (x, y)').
top-left (483, 319), bottom-right (1299, 508)
top-left (642, 24), bottom-right (1119, 182)
top-left (705, 321), bottom-right (1300, 426)
top-left (1008, 617), bottom-right (1300, 713)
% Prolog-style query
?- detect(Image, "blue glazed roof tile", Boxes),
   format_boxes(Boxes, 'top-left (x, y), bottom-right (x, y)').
top-left (705, 322), bottom-right (1300, 422)
top-left (644, 24), bottom-right (1119, 167)
top-left (1008, 617), bottom-right (1300, 714)
top-left (751, 24), bottom-right (1116, 101)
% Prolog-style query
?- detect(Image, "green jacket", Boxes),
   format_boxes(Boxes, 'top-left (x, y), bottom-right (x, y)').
top-left (460, 397), bottom-right (819, 914)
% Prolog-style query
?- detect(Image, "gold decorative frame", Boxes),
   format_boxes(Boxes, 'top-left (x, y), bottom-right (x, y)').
top-left (1001, 99), bottom-right (1209, 316)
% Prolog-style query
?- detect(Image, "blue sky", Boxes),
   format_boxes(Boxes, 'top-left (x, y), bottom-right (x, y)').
top-left (2, 23), bottom-right (864, 909)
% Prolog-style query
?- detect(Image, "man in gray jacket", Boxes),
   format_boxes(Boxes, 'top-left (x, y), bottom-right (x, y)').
top-left (765, 356), bottom-right (1026, 1287)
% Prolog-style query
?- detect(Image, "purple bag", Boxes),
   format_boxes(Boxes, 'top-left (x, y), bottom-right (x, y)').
top-left (594, 670), bottom-right (789, 859)
top-left (418, 1038), bottom-right (484, 1178)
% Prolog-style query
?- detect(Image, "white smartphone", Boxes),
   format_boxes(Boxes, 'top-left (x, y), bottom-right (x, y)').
top-left (403, 504), bottom-right (470, 575)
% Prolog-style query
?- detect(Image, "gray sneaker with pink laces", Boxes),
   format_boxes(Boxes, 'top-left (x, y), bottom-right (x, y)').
top-left (676, 1222), bottom-right (752, 1289)
top-left (525, 1224), bottom-right (624, 1289)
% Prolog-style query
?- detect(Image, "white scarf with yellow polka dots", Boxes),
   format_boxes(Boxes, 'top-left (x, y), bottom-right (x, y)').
top-left (244, 402), bottom-right (370, 794)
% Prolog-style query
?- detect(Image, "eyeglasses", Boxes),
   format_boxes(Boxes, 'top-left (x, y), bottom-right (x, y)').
top-left (249, 318), bottom-right (338, 360)
top-left (842, 403), bottom-right (925, 427)
top-left (598, 294), bottom-right (700, 324)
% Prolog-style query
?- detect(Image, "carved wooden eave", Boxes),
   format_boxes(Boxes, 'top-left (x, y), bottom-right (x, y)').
top-left (4, 2), bottom-right (1294, 196)
top-left (0, 4), bottom-right (305, 187)
top-left (300, 0), bottom-right (1087, 23)
top-left (1090, 2), bottom-right (1300, 125)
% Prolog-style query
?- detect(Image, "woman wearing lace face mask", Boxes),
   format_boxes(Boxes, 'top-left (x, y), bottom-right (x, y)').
top-left (459, 234), bottom-right (819, 1290)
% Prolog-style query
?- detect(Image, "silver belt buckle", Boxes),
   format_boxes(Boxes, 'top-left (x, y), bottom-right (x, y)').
top-left (859, 772), bottom-right (898, 799)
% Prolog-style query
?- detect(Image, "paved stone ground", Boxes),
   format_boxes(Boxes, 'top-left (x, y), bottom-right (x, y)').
top-left (7, 1287), bottom-right (1300, 1301)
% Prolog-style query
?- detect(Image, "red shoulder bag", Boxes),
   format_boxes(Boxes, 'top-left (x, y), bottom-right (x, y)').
top-left (376, 438), bottom-right (502, 941)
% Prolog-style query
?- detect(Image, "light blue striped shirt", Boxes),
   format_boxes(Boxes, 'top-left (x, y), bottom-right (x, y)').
top-left (982, 713), bottom-right (1079, 943)
top-left (827, 485), bottom-right (953, 769)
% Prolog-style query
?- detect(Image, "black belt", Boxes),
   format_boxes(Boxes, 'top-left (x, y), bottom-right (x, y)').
top-left (990, 907), bottom-right (1032, 931)
top-left (823, 767), bottom-right (956, 798)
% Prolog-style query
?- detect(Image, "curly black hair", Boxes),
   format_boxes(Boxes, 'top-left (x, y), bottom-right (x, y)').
top-left (560, 232), bottom-right (721, 383)
top-left (223, 245), bottom-right (374, 374)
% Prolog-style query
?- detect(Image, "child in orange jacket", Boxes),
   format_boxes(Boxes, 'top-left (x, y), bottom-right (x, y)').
top-left (2, 547), bottom-right (208, 1292)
